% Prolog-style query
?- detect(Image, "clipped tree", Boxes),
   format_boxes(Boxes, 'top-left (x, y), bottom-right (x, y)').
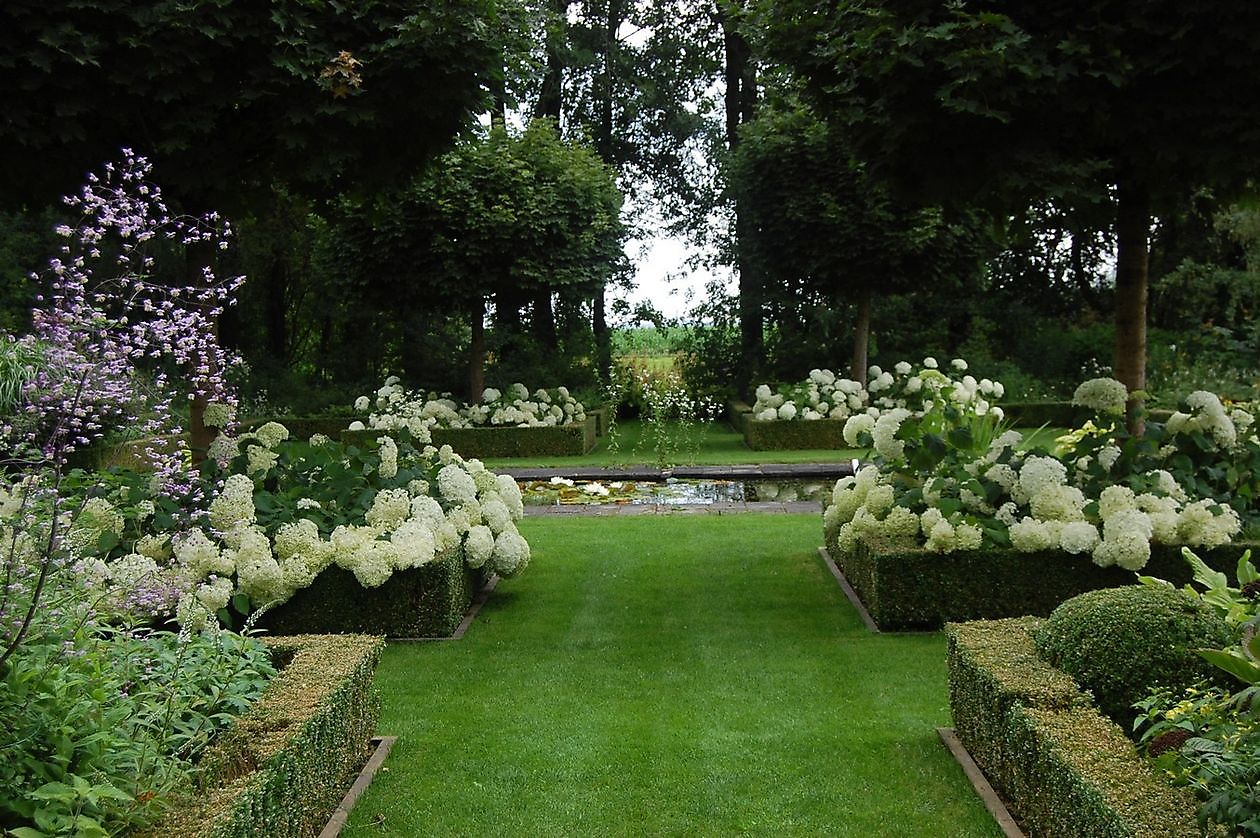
top-left (731, 103), bottom-right (989, 383)
top-left (333, 120), bottom-right (627, 400)
top-left (759, 0), bottom-right (1260, 424)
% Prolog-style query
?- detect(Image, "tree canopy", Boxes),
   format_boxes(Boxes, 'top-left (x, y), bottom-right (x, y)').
top-left (0, 0), bottom-right (513, 211)
top-left (757, 0), bottom-right (1260, 414)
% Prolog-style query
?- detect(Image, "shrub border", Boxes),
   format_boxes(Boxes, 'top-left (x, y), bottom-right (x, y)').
top-left (149, 633), bottom-right (385, 837)
top-left (946, 618), bottom-right (1203, 838)
top-left (257, 552), bottom-right (491, 639)
top-left (742, 417), bottom-right (850, 450)
top-left (317, 735), bottom-right (397, 838)
top-left (823, 531), bottom-right (1250, 631)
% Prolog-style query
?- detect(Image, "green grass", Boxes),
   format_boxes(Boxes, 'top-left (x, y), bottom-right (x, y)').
top-left (483, 419), bottom-right (865, 468)
top-left (345, 515), bottom-right (1003, 837)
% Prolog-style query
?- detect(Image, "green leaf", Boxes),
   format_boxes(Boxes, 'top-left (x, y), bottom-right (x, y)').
top-left (1184, 547), bottom-right (1229, 592)
top-left (231, 593), bottom-right (251, 615)
top-left (1197, 648), bottom-right (1260, 685)
top-left (1238, 551), bottom-right (1259, 586)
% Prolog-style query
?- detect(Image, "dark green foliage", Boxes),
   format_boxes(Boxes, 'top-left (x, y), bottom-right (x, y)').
top-left (152, 634), bottom-right (384, 837)
top-left (0, 628), bottom-right (275, 835)
top-left (995, 402), bottom-right (1092, 429)
top-left (743, 417), bottom-right (849, 451)
top-left (1034, 586), bottom-right (1231, 725)
top-left (0, 0), bottom-right (507, 211)
top-left (344, 416), bottom-right (597, 459)
top-left (947, 618), bottom-right (1203, 838)
top-left (827, 535), bottom-right (1251, 631)
top-left (257, 553), bottom-right (486, 639)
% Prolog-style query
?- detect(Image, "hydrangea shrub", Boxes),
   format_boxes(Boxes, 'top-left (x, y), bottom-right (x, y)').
top-left (350, 377), bottom-right (586, 431)
top-left (751, 357), bottom-right (1004, 425)
top-left (824, 376), bottom-right (1254, 572)
top-left (58, 419), bottom-right (530, 630)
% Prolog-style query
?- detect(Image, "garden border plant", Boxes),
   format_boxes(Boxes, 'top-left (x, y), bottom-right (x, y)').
top-left (823, 538), bottom-right (1251, 631)
top-left (148, 633), bottom-right (385, 837)
top-left (946, 617), bottom-right (1204, 837)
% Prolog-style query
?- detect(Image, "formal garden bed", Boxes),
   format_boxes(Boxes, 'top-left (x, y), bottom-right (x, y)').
top-left (149, 634), bottom-right (385, 837)
top-left (824, 538), bottom-right (1248, 631)
top-left (946, 617), bottom-right (1203, 837)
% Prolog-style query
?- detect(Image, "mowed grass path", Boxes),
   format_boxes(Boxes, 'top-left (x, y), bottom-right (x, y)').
top-left (346, 515), bottom-right (1002, 837)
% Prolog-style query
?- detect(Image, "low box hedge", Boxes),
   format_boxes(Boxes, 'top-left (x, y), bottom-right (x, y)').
top-left (249, 414), bottom-right (597, 457)
top-left (827, 533), bottom-right (1249, 631)
top-left (343, 416), bottom-right (596, 458)
top-left (149, 633), bottom-right (385, 838)
top-left (742, 417), bottom-right (849, 451)
top-left (726, 400), bottom-right (753, 435)
top-left (946, 618), bottom-right (1203, 837)
top-left (257, 550), bottom-right (486, 638)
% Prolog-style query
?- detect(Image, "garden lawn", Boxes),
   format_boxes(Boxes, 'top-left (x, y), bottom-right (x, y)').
top-left (346, 515), bottom-right (1003, 837)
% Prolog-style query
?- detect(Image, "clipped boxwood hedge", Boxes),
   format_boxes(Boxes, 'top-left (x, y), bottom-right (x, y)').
top-left (587, 405), bottom-right (611, 437)
top-left (726, 400), bottom-right (753, 435)
top-left (148, 634), bottom-right (384, 838)
top-left (946, 618), bottom-right (1203, 837)
top-left (257, 550), bottom-right (487, 638)
top-left (343, 416), bottom-right (596, 458)
top-left (742, 417), bottom-right (849, 451)
top-left (247, 414), bottom-right (598, 457)
top-left (827, 533), bottom-right (1249, 631)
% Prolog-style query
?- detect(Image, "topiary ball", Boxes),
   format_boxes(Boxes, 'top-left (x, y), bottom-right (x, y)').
top-left (1033, 584), bottom-right (1232, 726)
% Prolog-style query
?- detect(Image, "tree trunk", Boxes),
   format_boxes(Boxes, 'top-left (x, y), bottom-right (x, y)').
top-left (534, 0), bottom-right (567, 122)
top-left (850, 284), bottom-right (872, 386)
top-left (264, 257), bottom-right (288, 360)
top-left (468, 298), bottom-right (487, 402)
top-left (1113, 179), bottom-right (1150, 434)
top-left (721, 1), bottom-right (761, 395)
top-left (533, 291), bottom-right (558, 349)
top-left (594, 286), bottom-right (611, 382)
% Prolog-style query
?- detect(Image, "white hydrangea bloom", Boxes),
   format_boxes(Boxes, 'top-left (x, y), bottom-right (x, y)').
top-left (1092, 529), bottom-right (1150, 571)
top-left (253, 422), bottom-right (290, 449)
top-left (1059, 521), bottom-right (1100, 555)
top-left (203, 402), bottom-right (236, 429)
top-left (1009, 517), bottom-right (1057, 552)
top-left (1018, 456), bottom-right (1067, 499)
top-left (871, 405), bottom-right (912, 458)
top-left (482, 387), bottom-right (502, 403)
top-left (1097, 445), bottom-right (1122, 471)
top-left (956, 523), bottom-right (983, 551)
top-left (464, 525), bottom-right (495, 569)
top-left (1029, 484), bottom-right (1086, 522)
top-left (778, 402), bottom-right (798, 421)
top-left (209, 474), bottom-right (257, 534)
top-left (491, 529), bottom-right (531, 577)
top-left (245, 444), bottom-right (278, 476)
top-left (1072, 378), bottom-right (1128, 414)
top-left (843, 414), bottom-right (877, 446)
top-left (365, 488), bottom-right (412, 530)
top-left (134, 533), bottom-right (170, 562)
top-left (437, 464), bottom-right (478, 505)
top-left (923, 357), bottom-right (938, 369)
top-left (481, 497), bottom-right (513, 535)
top-left (377, 436), bottom-right (399, 479)
top-left (1098, 485), bottom-right (1137, 520)
top-left (175, 529), bottom-right (234, 577)
top-left (1177, 501), bottom-right (1241, 548)
top-left (391, 520), bottom-right (436, 569)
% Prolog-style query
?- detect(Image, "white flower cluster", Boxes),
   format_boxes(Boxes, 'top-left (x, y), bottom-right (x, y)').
top-left (351, 377), bottom-right (586, 432)
top-left (1166, 390), bottom-right (1254, 450)
top-left (751, 359), bottom-right (1004, 428)
top-left (150, 424), bottom-right (529, 629)
top-left (823, 432), bottom-right (1241, 570)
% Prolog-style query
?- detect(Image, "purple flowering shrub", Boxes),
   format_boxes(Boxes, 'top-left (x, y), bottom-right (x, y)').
top-left (0, 155), bottom-right (275, 835)
top-left (4, 148), bottom-right (242, 471)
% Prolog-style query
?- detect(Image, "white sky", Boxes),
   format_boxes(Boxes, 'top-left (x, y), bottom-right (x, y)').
top-left (617, 227), bottom-right (735, 323)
